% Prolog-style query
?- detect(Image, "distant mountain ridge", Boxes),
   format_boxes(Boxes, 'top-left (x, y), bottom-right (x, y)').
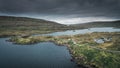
top-left (0, 16), bottom-right (120, 28)
top-left (0, 16), bottom-right (63, 26)
top-left (70, 20), bottom-right (120, 28)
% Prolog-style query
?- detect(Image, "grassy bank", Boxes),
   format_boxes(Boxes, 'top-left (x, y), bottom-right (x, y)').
top-left (9, 32), bottom-right (120, 68)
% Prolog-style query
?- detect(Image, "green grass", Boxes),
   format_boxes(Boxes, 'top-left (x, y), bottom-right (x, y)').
top-left (69, 43), bottom-right (120, 68)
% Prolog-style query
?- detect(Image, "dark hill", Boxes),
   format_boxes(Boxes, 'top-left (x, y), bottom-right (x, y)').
top-left (0, 16), bottom-right (69, 37)
top-left (70, 20), bottom-right (120, 28)
top-left (0, 16), bottom-right (65, 28)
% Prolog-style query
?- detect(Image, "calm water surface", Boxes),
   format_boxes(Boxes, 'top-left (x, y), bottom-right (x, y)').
top-left (0, 38), bottom-right (78, 68)
top-left (34, 27), bottom-right (120, 36)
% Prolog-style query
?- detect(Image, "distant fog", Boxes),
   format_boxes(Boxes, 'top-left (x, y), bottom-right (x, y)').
top-left (0, 14), bottom-right (119, 25)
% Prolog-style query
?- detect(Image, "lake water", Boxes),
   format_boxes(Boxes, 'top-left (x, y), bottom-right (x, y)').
top-left (33, 27), bottom-right (120, 36)
top-left (0, 27), bottom-right (120, 68)
top-left (0, 38), bottom-right (78, 68)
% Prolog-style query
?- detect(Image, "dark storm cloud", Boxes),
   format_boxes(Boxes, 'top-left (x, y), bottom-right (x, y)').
top-left (0, 0), bottom-right (120, 18)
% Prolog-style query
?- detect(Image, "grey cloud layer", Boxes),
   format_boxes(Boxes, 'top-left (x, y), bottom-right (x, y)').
top-left (0, 0), bottom-right (120, 18)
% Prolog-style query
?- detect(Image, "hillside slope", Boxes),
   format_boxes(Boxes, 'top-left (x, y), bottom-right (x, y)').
top-left (0, 16), bottom-right (70, 37)
top-left (0, 16), bottom-right (68, 30)
top-left (70, 21), bottom-right (120, 29)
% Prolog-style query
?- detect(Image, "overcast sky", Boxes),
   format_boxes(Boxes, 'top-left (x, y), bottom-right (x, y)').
top-left (0, 0), bottom-right (120, 24)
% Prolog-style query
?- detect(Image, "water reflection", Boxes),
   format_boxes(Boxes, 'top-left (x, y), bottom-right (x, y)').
top-left (33, 27), bottom-right (120, 36)
top-left (0, 38), bottom-right (78, 68)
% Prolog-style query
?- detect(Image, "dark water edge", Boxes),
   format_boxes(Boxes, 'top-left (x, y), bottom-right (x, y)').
top-left (0, 38), bottom-right (81, 68)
